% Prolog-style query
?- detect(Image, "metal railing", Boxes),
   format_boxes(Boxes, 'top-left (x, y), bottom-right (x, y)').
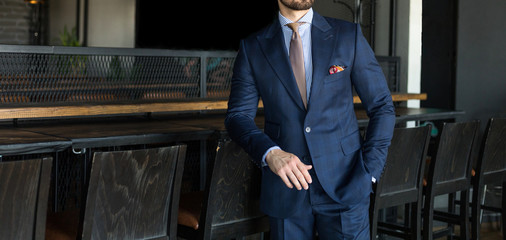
top-left (0, 45), bottom-right (237, 105)
top-left (0, 44), bottom-right (400, 106)
top-left (376, 56), bottom-right (400, 92)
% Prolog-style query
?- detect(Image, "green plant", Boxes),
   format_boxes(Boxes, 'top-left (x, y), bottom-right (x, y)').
top-left (107, 56), bottom-right (126, 80)
top-left (54, 26), bottom-right (87, 75)
top-left (59, 25), bottom-right (80, 47)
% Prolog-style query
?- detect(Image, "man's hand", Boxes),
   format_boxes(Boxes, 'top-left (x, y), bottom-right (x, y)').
top-left (266, 149), bottom-right (312, 190)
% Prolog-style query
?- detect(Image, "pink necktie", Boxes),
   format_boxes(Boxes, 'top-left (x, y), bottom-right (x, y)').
top-left (286, 22), bottom-right (307, 109)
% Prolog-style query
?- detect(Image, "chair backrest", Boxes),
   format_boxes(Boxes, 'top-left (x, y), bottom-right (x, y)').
top-left (81, 145), bottom-right (186, 240)
top-left (0, 157), bottom-right (53, 240)
top-left (429, 121), bottom-right (479, 194)
top-left (477, 118), bottom-right (506, 183)
top-left (376, 126), bottom-right (431, 207)
top-left (200, 140), bottom-right (268, 239)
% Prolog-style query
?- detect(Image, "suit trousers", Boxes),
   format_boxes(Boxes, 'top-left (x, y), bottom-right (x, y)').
top-left (269, 157), bottom-right (371, 240)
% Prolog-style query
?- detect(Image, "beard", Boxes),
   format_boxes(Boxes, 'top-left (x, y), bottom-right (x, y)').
top-left (279, 0), bottom-right (314, 11)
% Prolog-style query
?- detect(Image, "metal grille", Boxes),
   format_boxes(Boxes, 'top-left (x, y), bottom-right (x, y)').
top-left (359, 0), bottom-right (373, 44)
top-left (52, 149), bottom-right (83, 211)
top-left (0, 45), bottom-right (236, 105)
top-left (206, 57), bottom-right (235, 99)
top-left (331, 0), bottom-right (374, 45)
top-left (0, 45), bottom-right (399, 107)
top-left (377, 56), bottom-right (400, 92)
top-left (332, 0), bottom-right (356, 22)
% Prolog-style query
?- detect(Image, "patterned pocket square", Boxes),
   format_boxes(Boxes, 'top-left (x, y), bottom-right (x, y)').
top-left (329, 65), bottom-right (347, 75)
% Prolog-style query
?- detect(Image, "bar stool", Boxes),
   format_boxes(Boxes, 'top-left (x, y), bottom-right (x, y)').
top-left (0, 157), bottom-right (53, 240)
top-left (370, 125), bottom-right (431, 240)
top-left (46, 145), bottom-right (186, 240)
top-left (422, 121), bottom-right (479, 240)
top-left (177, 140), bottom-right (269, 239)
top-left (471, 118), bottom-right (506, 240)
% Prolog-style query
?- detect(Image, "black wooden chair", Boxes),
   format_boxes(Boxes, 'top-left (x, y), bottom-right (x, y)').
top-left (422, 121), bottom-right (479, 240)
top-left (470, 118), bottom-right (506, 240)
top-left (177, 140), bottom-right (269, 240)
top-left (46, 145), bottom-right (186, 240)
top-left (0, 157), bottom-right (53, 240)
top-left (370, 126), bottom-right (431, 240)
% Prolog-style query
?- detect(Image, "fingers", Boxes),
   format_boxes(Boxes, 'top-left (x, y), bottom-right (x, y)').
top-left (287, 171), bottom-right (302, 190)
top-left (265, 149), bottom-right (313, 190)
top-left (279, 168), bottom-right (306, 190)
top-left (279, 157), bottom-right (312, 190)
top-left (297, 162), bottom-right (313, 185)
top-left (279, 172), bottom-right (294, 189)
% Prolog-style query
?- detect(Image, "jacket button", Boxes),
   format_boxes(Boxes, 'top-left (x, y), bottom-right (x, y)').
top-left (305, 127), bottom-right (311, 133)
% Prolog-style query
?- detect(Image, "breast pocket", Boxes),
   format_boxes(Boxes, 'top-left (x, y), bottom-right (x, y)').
top-left (324, 69), bottom-right (349, 84)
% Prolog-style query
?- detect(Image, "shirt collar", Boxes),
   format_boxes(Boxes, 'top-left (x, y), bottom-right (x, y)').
top-left (278, 8), bottom-right (314, 27)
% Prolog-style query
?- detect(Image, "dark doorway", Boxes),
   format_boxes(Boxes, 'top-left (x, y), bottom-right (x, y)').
top-left (421, 1), bottom-right (458, 109)
top-left (135, 1), bottom-right (278, 51)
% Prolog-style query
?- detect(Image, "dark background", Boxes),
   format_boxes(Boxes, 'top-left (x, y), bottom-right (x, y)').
top-left (135, 1), bottom-right (279, 50)
top-left (421, 0), bottom-right (457, 110)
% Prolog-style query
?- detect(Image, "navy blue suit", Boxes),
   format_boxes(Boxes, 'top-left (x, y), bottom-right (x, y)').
top-left (225, 11), bottom-right (395, 236)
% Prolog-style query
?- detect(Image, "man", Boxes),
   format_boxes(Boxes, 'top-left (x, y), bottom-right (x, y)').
top-left (225, 0), bottom-right (396, 239)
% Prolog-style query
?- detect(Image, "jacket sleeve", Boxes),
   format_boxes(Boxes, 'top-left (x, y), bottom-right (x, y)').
top-left (350, 24), bottom-right (396, 180)
top-left (225, 40), bottom-right (277, 167)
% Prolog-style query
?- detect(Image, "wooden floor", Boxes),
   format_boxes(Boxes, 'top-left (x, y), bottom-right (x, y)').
top-left (233, 224), bottom-right (504, 240)
top-left (181, 222), bottom-right (504, 239)
top-left (473, 222), bottom-right (503, 240)
top-left (481, 231), bottom-right (503, 240)
top-left (431, 221), bottom-right (503, 240)
top-left (376, 221), bottom-right (503, 240)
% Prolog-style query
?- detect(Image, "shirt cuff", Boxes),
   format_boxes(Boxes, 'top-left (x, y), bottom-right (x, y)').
top-left (261, 146), bottom-right (281, 167)
top-left (372, 176), bottom-right (376, 183)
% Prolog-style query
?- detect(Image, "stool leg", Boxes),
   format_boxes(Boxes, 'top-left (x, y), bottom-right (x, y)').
top-left (472, 184), bottom-right (483, 240)
top-left (448, 192), bottom-right (456, 240)
top-left (460, 190), bottom-right (470, 240)
top-left (423, 194), bottom-right (435, 240)
top-left (412, 201), bottom-right (422, 240)
top-left (502, 182), bottom-right (505, 240)
top-left (370, 207), bottom-right (379, 239)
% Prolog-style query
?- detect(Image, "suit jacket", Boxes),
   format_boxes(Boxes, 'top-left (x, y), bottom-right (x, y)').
top-left (225, 11), bottom-right (396, 218)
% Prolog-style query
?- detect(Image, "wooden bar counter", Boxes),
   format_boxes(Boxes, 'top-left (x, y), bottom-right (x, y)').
top-left (0, 93), bottom-right (426, 120)
top-left (0, 127), bottom-right (70, 156)
top-left (2, 106), bottom-right (462, 154)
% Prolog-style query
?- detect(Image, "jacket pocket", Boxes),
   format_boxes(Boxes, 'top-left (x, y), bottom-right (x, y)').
top-left (340, 130), bottom-right (362, 156)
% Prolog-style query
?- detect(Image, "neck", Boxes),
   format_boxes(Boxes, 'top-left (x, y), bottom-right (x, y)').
top-left (278, 5), bottom-right (310, 22)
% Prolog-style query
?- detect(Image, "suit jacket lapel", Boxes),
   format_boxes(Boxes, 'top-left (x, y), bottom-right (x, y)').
top-left (257, 19), bottom-right (306, 111)
top-left (309, 12), bottom-right (339, 106)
